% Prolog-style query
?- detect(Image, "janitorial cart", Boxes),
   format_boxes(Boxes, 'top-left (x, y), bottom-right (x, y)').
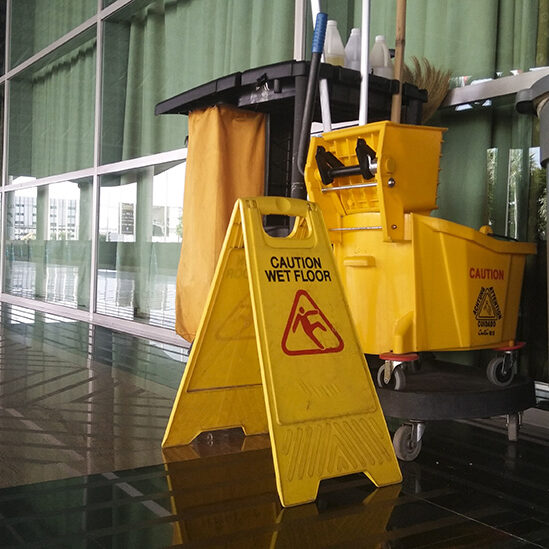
top-left (299, 2), bottom-right (537, 460)
top-left (156, 3), bottom-right (537, 462)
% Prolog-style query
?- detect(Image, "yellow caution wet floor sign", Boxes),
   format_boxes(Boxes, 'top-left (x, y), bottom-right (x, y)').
top-left (163, 197), bottom-right (401, 507)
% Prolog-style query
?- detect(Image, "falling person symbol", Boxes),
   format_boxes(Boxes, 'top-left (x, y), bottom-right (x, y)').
top-left (281, 290), bottom-right (344, 356)
top-left (292, 306), bottom-right (327, 349)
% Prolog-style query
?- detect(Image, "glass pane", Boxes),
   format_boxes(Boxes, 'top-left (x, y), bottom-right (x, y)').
top-left (436, 96), bottom-right (547, 381)
top-left (8, 32), bottom-right (96, 181)
top-left (4, 179), bottom-right (93, 309)
top-left (524, 146), bottom-right (547, 382)
top-left (97, 161), bottom-right (185, 329)
top-left (10, 0), bottom-right (96, 68)
top-left (0, 1), bottom-right (5, 74)
top-left (0, 84), bottom-right (4, 176)
top-left (101, 0), bottom-right (294, 164)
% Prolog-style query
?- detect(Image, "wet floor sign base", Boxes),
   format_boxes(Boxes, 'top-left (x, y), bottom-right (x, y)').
top-left (162, 197), bottom-right (401, 507)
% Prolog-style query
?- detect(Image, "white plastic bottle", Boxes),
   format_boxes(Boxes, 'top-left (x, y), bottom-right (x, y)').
top-left (324, 20), bottom-right (345, 66)
top-left (344, 28), bottom-right (361, 70)
top-left (369, 34), bottom-right (393, 78)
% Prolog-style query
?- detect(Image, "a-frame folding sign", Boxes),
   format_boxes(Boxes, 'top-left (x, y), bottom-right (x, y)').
top-left (163, 197), bottom-right (401, 507)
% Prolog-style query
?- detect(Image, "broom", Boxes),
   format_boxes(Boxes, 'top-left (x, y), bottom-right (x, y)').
top-left (403, 57), bottom-right (452, 123)
top-left (390, 0), bottom-right (406, 122)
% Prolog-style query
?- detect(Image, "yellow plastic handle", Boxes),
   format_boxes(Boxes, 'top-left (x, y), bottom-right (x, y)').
top-left (241, 197), bottom-right (319, 249)
top-left (248, 196), bottom-right (312, 218)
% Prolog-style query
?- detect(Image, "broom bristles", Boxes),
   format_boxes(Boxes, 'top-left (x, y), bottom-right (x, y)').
top-left (403, 56), bottom-right (451, 122)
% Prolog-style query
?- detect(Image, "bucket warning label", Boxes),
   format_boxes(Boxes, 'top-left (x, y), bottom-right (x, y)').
top-left (473, 286), bottom-right (502, 336)
top-left (281, 290), bottom-right (344, 356)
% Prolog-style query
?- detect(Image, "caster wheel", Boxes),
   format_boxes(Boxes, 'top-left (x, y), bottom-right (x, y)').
top-left (487, 356), bottom-right (514, 386)
top-left (393, 424), bottom-right (422, 461)
top-left (376, 364), bottom-right (406, 391)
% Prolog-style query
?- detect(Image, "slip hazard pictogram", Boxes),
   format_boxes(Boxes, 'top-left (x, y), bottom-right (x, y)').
top-left (473, 286), bottom-right (502, 321)
top-left (281, 289), bottom-right (344, 356)
top-left (473, 286), bottom-right (502, 336)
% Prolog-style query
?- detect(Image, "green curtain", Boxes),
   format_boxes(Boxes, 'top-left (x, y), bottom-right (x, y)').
top-left (31, 41), bottom-right (96, 178)
top-left (10, 0), bottom-right (96, 68)
top-left (102, 0), bottom-right (295, 163)
top-left (365, 0), bottom-right (538, 79)
top-left (9, 37), bottom-right (96, 180)
top-left (536, 0), bottom-right (549, 65)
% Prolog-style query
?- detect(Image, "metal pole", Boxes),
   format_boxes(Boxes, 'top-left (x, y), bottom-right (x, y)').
top-left (359, 0), bottom-right (370, 125)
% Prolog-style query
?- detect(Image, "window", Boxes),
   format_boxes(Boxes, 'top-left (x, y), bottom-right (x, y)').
top-left (10, 0), bottom-right (95, 68)
top-left (101, 0), bottom-right (294, 163)
top-left (4, 179), bottom-right (92, 309)
top-left (8, 30), bottom-right (96, 181)
top-left (97, 161), bottom-right (185, 328)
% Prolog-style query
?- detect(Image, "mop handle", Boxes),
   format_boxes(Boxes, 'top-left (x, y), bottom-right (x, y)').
top-left (311, 12), bottom-right (328, 54)
top-left (297, 12), bottom-right (327, 175)
top-left (310, 1), bottom-right (332, 132)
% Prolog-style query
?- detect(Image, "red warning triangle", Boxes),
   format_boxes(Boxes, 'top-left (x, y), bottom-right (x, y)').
top-left (281, 290), bottom-right (344, 356)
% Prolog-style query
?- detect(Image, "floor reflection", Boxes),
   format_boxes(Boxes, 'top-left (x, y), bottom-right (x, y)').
top-left (2, 304), bottom-right (549, 547)
top-left (0, 304), bottom-right (182, 490)
top-left (163, 430), bottom-right (400, 548)
top-left (2, 421), bottom-right (549, 547)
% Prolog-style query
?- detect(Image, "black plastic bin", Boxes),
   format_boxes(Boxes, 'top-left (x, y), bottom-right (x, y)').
top-left (155, 60), bottom-right (427, 230)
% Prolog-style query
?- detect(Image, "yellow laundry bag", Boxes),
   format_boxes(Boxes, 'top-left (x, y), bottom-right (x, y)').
top-left (175, 104), bottom-right (265, 341)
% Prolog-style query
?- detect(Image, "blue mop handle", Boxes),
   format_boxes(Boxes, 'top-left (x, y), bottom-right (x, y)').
top-left (297, 12), bottom-right (328, 175)
top-left (312, 12), bottom-right (328, 54)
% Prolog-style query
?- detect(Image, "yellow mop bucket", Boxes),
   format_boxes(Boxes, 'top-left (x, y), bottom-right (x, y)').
top-left (306, 121), bottom-right (445, 243)
top-left (335, 211), bottom-right (535, 354)
top-left (304, 121), bottom-right (536, 355)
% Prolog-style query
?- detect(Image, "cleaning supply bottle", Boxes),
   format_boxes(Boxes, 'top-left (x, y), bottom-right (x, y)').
top-left (344, 28), bottom-right (361, 70)
top-left (324, 20), bottom-right (345, 66)
top-left (369, 34), bottom-right (393, 78)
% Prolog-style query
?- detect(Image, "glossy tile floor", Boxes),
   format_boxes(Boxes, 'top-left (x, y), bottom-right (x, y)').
top-left (0, 306), bottom-right (184, 490)
top-left (2, 304), bottom-right (549, 547)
